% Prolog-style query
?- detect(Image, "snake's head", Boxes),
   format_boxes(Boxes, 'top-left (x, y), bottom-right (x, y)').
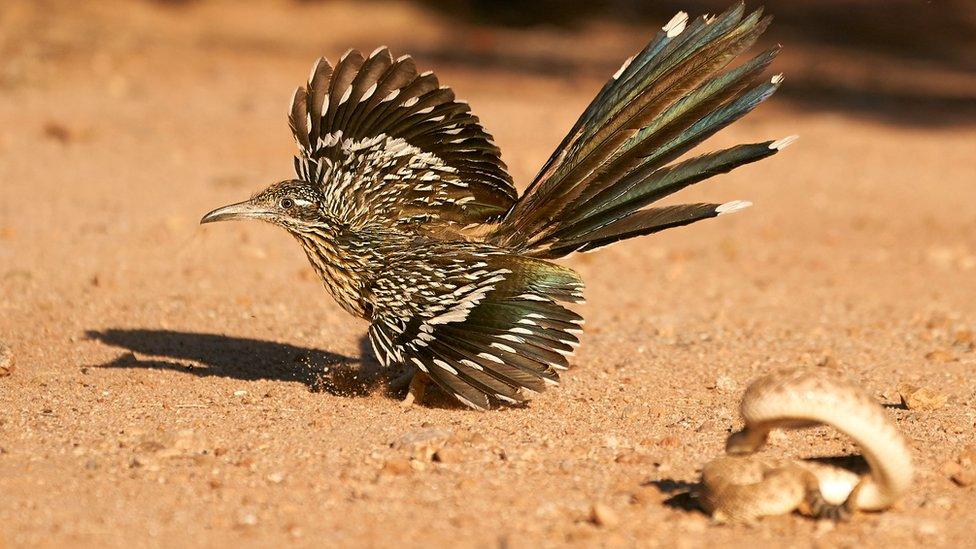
top-left (725, 427), bottom-right (768, 455)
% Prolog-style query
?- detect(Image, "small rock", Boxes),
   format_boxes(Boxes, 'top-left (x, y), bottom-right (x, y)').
top-left (394, 428), bottom-right (453, 461)
top-left (713, 374), bottom-right (736, 393)
top-left (135, 439), bottom-right (167, 453)
top-left (898, 384), bottom-right (949, 411)
top-left (695, 419), bottom-right (719, 434)
top-left (42, 121), bottom-right (73, 144)
top-left (0, 343), bottom-right (13, 377)
top-left (381, 457), bottom-right (413, 476)
top-left (589, 502), bottom-right (619, 528)
top-left (942, 460), bottom-right (962, 477)
top-left (614, 449), bottom-right (652, 464)
top-left (236, 510), bottom-right (259, 527)
top-left (951, 470), bottom-right (974, 487)
top-left (657, 436), bottom-right (680, 448)
top-left (433, 447), bottom-right (461, 464)
top-left (267, 472), bottom-right (285, 484)
top-left (630, 484), bottom-right (665, 506)
top-left (816, 354), bottom-right (839, 369)
top-left (951, 446), bottom-right (976, 487)
top-left (924, 350), bottom-right (957, 363)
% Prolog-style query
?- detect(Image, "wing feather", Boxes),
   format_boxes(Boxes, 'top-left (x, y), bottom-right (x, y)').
top-left (369, 249), bottom-right (583, 409)
top-left (290, 50), bottom-right (516, 230)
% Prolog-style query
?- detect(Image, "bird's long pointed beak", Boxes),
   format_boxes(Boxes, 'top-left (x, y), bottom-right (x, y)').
top-left (200, 201), bottom-right (271, 224)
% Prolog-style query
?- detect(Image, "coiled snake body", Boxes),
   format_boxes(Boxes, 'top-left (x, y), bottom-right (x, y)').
top-left (700, 369), bottom-right (914, 522)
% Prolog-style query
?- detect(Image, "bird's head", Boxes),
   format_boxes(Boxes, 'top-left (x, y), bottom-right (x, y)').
top-left (200, 179), bottom-right (323, 230)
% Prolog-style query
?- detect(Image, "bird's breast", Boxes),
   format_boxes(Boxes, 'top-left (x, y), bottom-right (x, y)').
top-left (294, 229), bottom-right (373, 319)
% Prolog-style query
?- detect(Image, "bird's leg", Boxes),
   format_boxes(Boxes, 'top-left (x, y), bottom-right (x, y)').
top-left (389, 364), bottom-right (416, 393)
top-left (401, 370), bottom-right (431, 408)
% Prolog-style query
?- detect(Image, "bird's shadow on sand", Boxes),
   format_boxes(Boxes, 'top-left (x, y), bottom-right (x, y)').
top-left (84, 328), bottom-right (470, 408)
top-left (85, 328), bottom-right (384, 398)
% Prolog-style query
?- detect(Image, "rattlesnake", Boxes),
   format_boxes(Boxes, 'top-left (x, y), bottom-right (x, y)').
top-left (699, 368), bottom-right (914, 523)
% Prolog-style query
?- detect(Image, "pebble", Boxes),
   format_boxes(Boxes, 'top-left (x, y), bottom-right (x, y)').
top-left (267, 472), bottom-right (285, 484)
top-left (235, 510), bottom-right (259, 527)
top-left (953, 469), bottom-right (976, 487)
top-left (898, 384), bottom-right (949, 411)
top-left (815, 354), bottom-right (839, 368)
top-left (657, 436), bottom-right (680, 448)
top-left (433, 447), bottom-right (461, 464)
top-left (0, 343), bottom-right (13, 377)
top-left (713, 374), bottom-right (736, 393)
top-left (381, 457), bottom-right (413, 476)
top-left (924, 350), bottom-right (957, 363)
top-left (954, 328), bottom-right (974, 348)
top-left (589, 502), bottom-right (619, 528)
top-left (394, 428), bottom-right (453, 461)
top-left (614, 449), bottom-right (652, 464)
top-left (136, 440), bottom-right (167, 453)
top-left (42, 121), bottom-right (73, 144)
top-left (951, 446), bottom-right (976, 487)
top-left (629, 484), bottom-right (664, 507)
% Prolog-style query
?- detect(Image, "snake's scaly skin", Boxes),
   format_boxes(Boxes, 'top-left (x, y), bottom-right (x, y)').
top-left (700, 369), bottom-right (914, 523)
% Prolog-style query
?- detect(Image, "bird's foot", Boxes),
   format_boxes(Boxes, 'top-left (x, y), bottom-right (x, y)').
top-left (400, 371), bottom-right (430, 408)
top-left (389, 366), bottom-right (415, 393)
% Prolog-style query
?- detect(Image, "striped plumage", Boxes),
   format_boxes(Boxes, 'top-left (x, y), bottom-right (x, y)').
top-left (201, 3), bottom-right (794, 410)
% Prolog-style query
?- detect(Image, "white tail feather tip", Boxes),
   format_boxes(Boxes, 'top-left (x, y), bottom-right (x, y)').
top-left (716, 200), bottom-right (753, 215)
top-left (771, 73), bottom-right (785, 85)
top-left (664, 12), bottom-right (689, 37)
top-left (612, 56), bottom-right (634, 80)
top-left (769, 135), bottom-right (799, 150)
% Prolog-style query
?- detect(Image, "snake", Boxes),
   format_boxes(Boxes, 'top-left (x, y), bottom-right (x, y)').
top-left (698, 368), bottom-right (914, 523)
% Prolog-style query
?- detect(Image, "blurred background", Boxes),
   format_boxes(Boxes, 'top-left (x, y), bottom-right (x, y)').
top-left (2, 0), bottom-right (975, 127)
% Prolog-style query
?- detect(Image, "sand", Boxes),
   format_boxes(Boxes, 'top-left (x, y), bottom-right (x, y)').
top-left (1, 1), bottom-right (974, 547)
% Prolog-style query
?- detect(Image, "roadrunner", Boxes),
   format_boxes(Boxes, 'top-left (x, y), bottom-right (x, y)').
top-left (201, 4), bottom-right (794, 409)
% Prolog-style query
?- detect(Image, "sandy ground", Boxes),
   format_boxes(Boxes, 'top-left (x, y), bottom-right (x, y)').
top-left (1, 1), bottom-right (975, 547)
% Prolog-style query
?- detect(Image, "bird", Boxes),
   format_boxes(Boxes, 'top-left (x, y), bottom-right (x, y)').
top-left (201, 3), bottom-right (795, 410)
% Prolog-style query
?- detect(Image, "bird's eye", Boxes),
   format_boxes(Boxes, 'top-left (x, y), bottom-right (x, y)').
top-left (279, 198), bottom-right (295, 209)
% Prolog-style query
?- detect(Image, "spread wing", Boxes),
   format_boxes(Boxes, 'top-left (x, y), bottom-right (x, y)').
top-left (368, 246), bottom-right (584, 410)
top-left (288, 48), bottom-right (517, 230)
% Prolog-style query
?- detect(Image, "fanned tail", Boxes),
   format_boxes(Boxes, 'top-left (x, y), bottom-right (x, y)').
top-left (488, 3), bottom-right (795, 258)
